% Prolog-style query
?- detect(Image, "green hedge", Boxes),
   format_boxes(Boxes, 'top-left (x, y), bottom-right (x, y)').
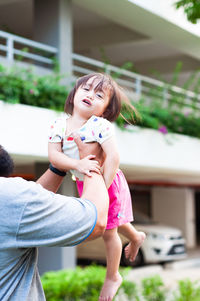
top-left (116, 99), bottom-right (200, 139)
top-left (41, 266), bottom-right (137, 301)
top-left (41, 266), bottom-right (200, 301)
top-left (0, 64), bottom-right (68, 111)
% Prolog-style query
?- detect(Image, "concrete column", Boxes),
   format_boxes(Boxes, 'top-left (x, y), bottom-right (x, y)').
top-left (151, 187), bottom-right (196, 248)
top-left (58, 172), bottom-right (77, 271)
top-left (35, 163), bottom-right (77, 275)
top-left (33, 0), bottom-right (73, 75)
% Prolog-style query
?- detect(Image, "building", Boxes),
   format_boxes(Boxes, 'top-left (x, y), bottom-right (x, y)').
top-left (1, 0), bottom-right (200, 274)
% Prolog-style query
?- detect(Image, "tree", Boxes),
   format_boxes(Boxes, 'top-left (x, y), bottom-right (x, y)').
top-left (175, 0), bottom-right (200, 24)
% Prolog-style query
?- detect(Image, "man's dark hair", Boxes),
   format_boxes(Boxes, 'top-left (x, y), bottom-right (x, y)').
top-left (0, 145), bottom-right (14, 177)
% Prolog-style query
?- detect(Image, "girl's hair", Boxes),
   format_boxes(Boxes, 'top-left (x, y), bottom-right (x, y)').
top-left (64, 73), bottom-right (138, 122)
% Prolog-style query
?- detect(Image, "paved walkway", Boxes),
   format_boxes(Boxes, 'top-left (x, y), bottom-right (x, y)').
top-left (127, 264), bottom-right (200, 288)
top-left (126, 248), bottom-right (200, 290)
top-left (116, 249), bottom-right (200, 301)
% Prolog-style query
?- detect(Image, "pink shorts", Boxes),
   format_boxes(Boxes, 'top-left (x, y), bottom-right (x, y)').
top-left (76, 169), bottom-right (133, 230)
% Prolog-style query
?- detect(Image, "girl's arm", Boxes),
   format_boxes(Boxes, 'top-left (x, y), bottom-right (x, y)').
top-left (48, 142), bottom-right (101, 177)
top-left (101, 137), bottom-right (120, 189)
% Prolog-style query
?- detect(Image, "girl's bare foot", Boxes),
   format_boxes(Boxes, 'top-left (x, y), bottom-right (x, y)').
top-left (99, 272), bottom-right (122, 301)
top-left (125, 231), bottom-right (146, 262)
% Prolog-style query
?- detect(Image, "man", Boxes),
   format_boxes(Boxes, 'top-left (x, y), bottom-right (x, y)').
top-left (0, 138), bottom-right (109, 301)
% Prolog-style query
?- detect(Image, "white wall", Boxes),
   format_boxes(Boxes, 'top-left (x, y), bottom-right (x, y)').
top-left (115, 125), bottom-right (200, 184)
top-left (1, 101), bottom-right (200, 185)
top-left (151, 187), bottom-right (196, 248)
top-left (0, 101), bottom-right (62, 162)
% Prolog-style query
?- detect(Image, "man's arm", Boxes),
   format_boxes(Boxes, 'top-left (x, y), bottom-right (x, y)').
top-left (82, 171), bottom-right (109, 240)
top-left (36, 169), bottom-right (64, 192)
top-left (37, 137), bottom-right (109, 240)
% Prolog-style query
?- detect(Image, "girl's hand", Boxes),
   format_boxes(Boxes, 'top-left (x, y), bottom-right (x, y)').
top-left (76, 155), bottom-right (101, 177)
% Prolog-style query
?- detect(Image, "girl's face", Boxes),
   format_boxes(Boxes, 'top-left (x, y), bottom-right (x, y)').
top-left (73, 77), bottom-right (110, 119)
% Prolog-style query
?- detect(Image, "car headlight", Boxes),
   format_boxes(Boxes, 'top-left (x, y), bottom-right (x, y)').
top-left (147, 233), bottom-right (167, 240)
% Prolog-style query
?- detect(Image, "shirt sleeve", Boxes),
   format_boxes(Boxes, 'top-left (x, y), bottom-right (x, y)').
top-left (93, 117), bottom-right (114, 144)
top-left (16, 183), bottom-right (97, 247)
top-left (48, 117), bottom-right (66, 143)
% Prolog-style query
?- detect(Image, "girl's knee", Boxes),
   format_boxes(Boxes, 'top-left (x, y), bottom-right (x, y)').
top-left (103, 228), bottom-right (118, 241)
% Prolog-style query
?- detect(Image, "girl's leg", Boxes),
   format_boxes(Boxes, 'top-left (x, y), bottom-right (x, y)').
top-left (99, 228), bottom-right (122, 301)
top-left (118, 223), bottom-right (146, 262)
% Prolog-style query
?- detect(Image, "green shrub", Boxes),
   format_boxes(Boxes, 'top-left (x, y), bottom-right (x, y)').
top-left (173, 279), bottom-right (200, 301)
top-left (41, 269), bottom-right (200, 301)
top-left (41, 265), bottom-right (138, 301)
top-left (1, 63), bottom-right (200, 139)
top-left (141, 275), bottom-right (166, 301)
top-left (0, 64), bottom-right (69, 111)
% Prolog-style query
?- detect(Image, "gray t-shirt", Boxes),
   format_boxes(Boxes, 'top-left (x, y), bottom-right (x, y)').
top-left (0, 177), bottom-right (97, 301)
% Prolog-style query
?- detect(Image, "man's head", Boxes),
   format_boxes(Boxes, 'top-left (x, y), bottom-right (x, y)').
top-left (0, 145), bottom-right (14, 177)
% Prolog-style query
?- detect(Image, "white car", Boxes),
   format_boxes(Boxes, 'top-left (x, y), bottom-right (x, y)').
top-left (77, 211), bottom-right (187, 267)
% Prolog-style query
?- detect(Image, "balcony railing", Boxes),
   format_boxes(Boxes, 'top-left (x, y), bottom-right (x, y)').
top-left (1, 30), bottom-right (200, 112)
top-left (72, 53), bottom-right (200, 112)
top-left (0, 30), bottom-right (57, 66)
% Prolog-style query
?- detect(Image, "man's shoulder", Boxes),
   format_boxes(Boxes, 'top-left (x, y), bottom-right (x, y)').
top-left (0, 176), bottom-right (27, 188)
top-left (0, 177), bottom-right (45, 201)
top-left (0, 176), bottom-right (35, 187)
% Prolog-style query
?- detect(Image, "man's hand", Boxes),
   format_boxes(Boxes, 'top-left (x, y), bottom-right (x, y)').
top-left (73, 134), bottom-right (105, 166)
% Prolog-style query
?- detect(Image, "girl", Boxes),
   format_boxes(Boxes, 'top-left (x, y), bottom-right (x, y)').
top-left (48, 73), bottom-right (146, 301)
